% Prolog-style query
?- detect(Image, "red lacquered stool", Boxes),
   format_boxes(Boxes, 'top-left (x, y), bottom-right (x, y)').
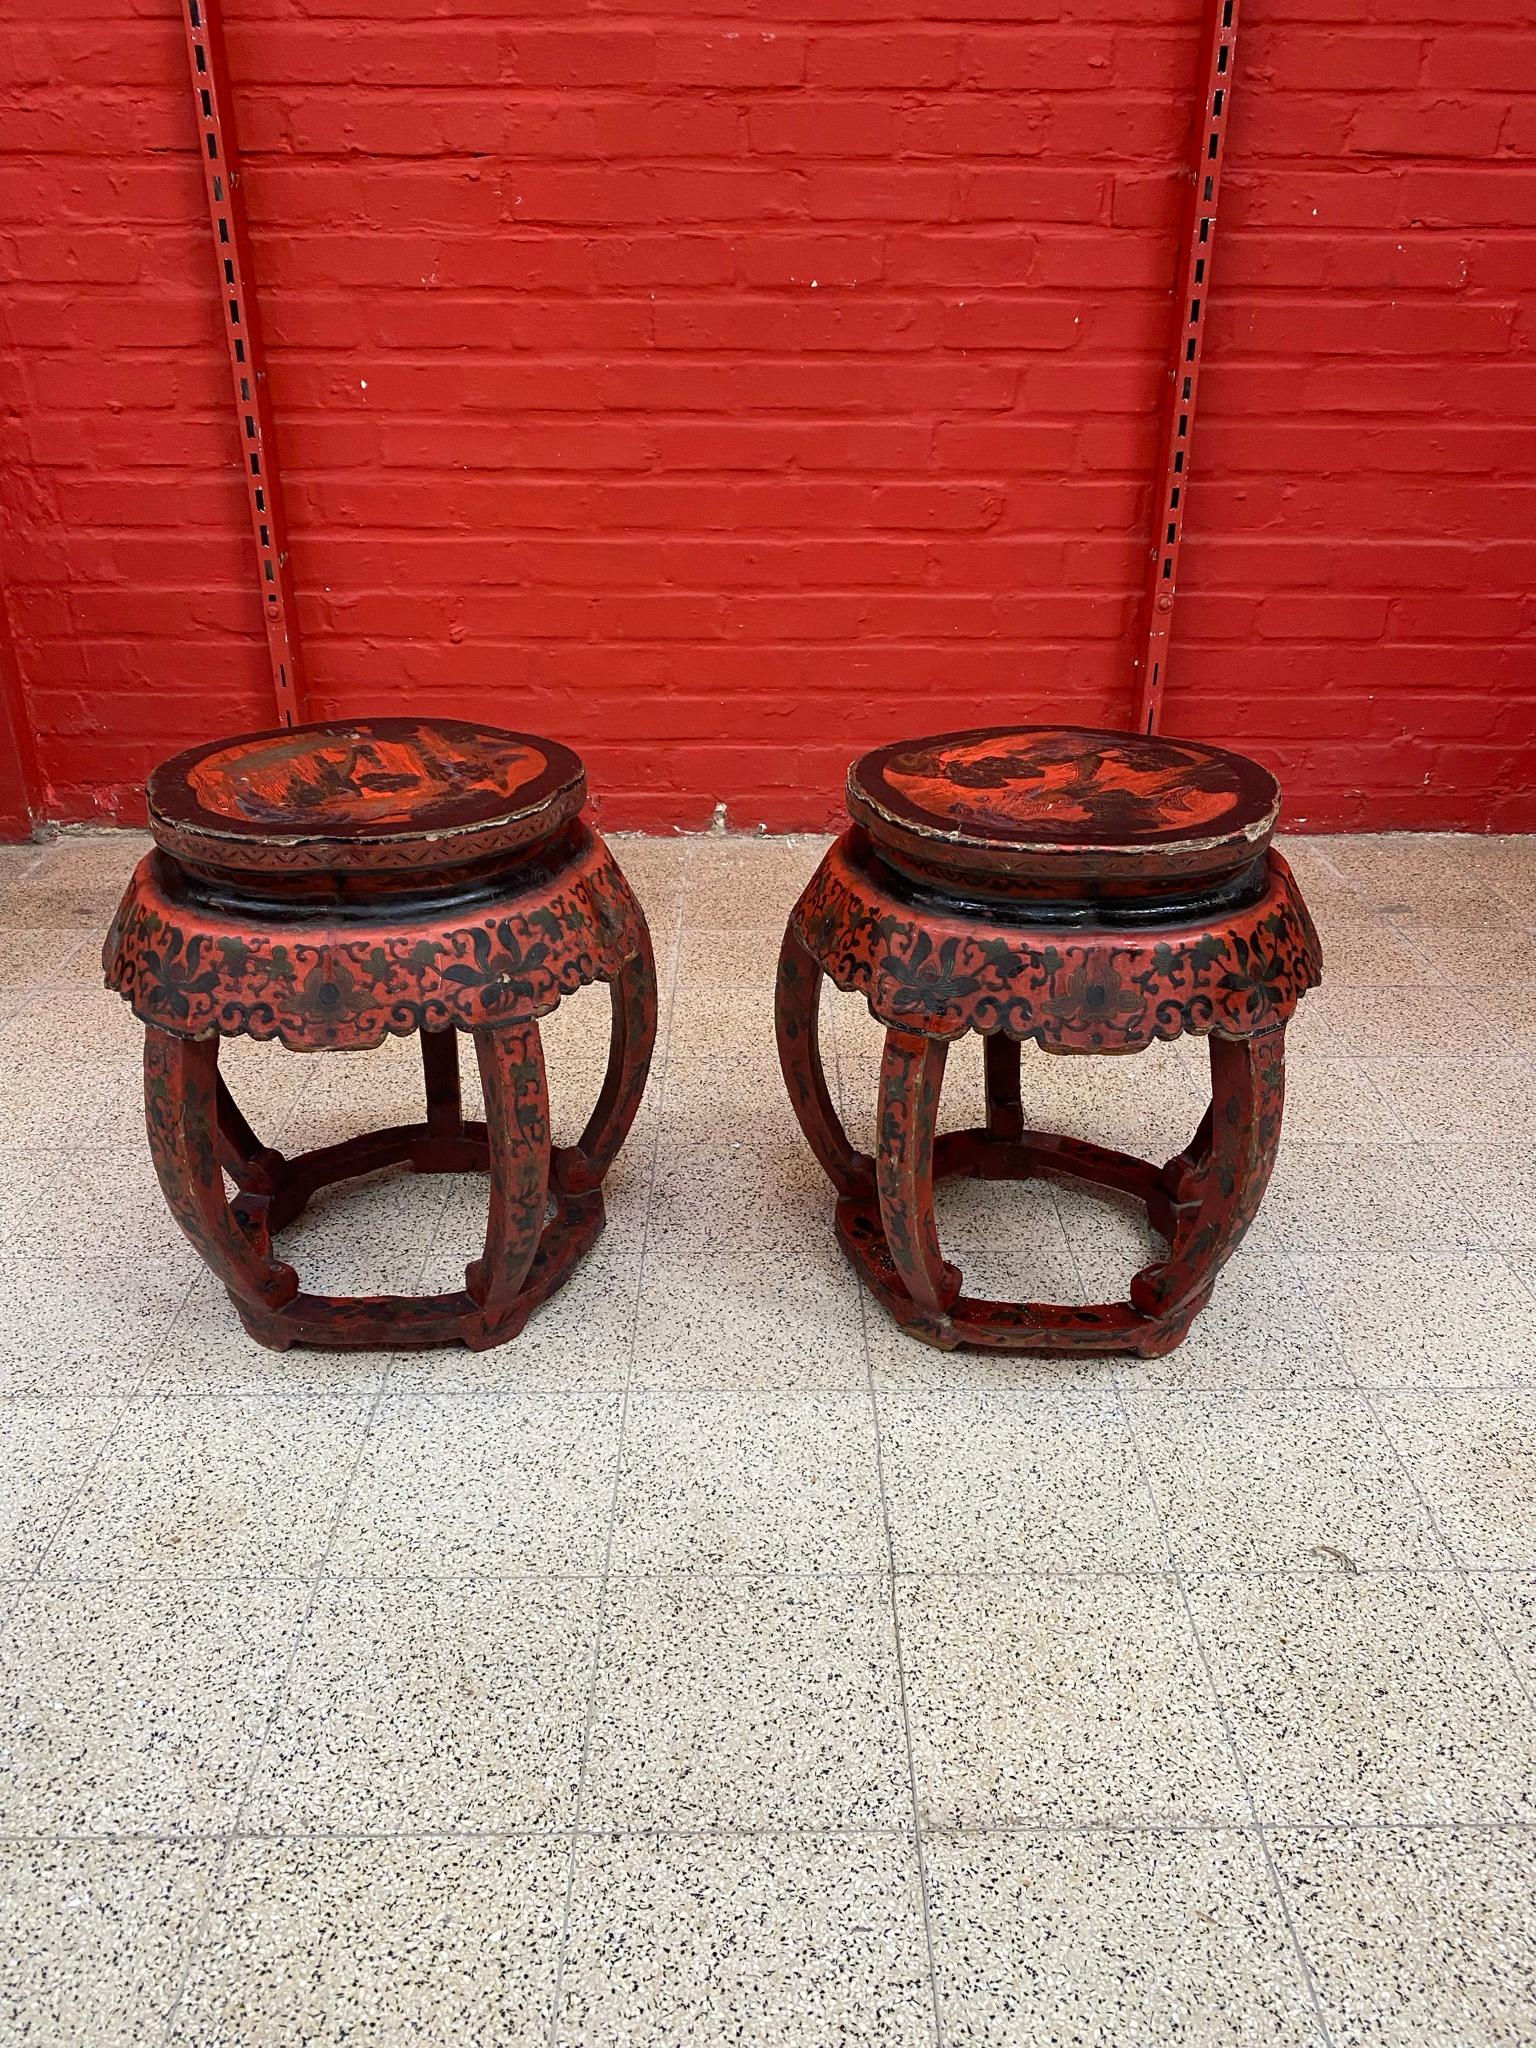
top-left (104, 717), bottom-right (656, 1352)
top-left (776, 725), bottom-right (1322, 1357)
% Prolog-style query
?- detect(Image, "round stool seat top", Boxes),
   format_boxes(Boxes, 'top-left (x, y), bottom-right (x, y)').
top-left (847, 724), bottom-right (1280, 907)
top-left (148, 717), bottom-right (586, 882)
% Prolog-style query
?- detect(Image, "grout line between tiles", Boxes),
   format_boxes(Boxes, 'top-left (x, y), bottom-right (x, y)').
top-left (22, 1561), bottom-right (1525, 1591)
top-left (853, 1032), bottom-right (946, 2048)
top-left (1360, 1383), bottom-right (1536, 1729)
top-left (9, 1814), bottom-right (1536, 1851)
top-left (1112, 1372), bottom-right (1341, 2048)
top-left (154, 1369), bottom-right (391, 2043)
top-left (545, 905), bottom-right (682, 2048)
top-left (20, 1389), bottom-right (151, 1586)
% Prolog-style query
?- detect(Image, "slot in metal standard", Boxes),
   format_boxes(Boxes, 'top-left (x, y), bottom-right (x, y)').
top-left (1133, 0), bottom-right (1242, 734)
top-left (180, 0), bottom-right (306, 725)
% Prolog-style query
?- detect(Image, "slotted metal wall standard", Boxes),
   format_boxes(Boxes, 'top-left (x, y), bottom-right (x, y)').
top-left (1133, 0), bottom-right (1242, 734)
top-left (180, 0), bottom-right (306, 726)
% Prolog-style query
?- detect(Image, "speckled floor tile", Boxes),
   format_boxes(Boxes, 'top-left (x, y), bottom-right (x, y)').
top-left (0, 1147), bottom-right (190, 1262)
top-left (613, 1390), bottom-right (883, 1571)
top-left (170, 1837), bottom-right (567, 2048)
top-left (1315, 834), bottom-right (1519, 913)
top-left (1312, 1251), bottom-right (1536, 1389)
top-left (644, 1128), bottom-right (829, 1255)
top-left (668, 933), bottom-right (792, 1064)
top-left (584, 1574), bottom-right (907, 1830)
top-left (0, 1578), bottom-right (305, 1833)
top-left (244, 1576), bottom-right (599, 1833)
top-left (189, 1036), bottom-right (314, 1152)
top-left (1284, 984), bottom-right (1498, 1062)
top-left (0, 1254), bottom-right (192, 1396)
top-left (682, 835), bottom-right (831, 929)
top-left (8, 827), bottom-right (1536, 2035)
top-left (1271, 1826), bottom-right (1536, 2048)
top-left (1244, 1140), bottom-right (1481, 1254)
top-left (155, 1278), bottom-right (395, 1397)
top-left (1282, 1057), bottom-right (1409, 1144)
top-left (1186, 1570), bottom-right (1536, 1822)
top-left (1378, 1393), bottom-right (1536, 1568)
top-left (1440, 1143), bottom-right (1536, 1248)
top-left (1310, 917), bottom-right (1440, 987)
top-left (0, 839), bottom-right (46, 897)
top-left (417, 1139), bottom-right (655, 1288)
top-left (674, 925), bottom-right (791, 985)
top-left (910, 1040), bottom-right (1208, 1165)
top-left (274, 1165), bottom-right (450, 1299)
top-left (925, 1829), bottom-right (1321, 2048)
top-left (394, 1245), bottom-right (642, 1392)
top-left (659, 1036), bottom-right (803, 1122)
top-left (931, 1172), bottom-right (1084, 1264)
top-left (1125, 1392), bottom-right (1444, 1571)
top-left (878, 1390), bottom-right (1166, 1572)
top-left (864, 1243), bottom-right (1118, 1393)
top-left (835, 1036), bottom-right (1209, 1170)
top-left (0, 1397), bottom-right (124, 1574)
top-left (0, 837), bottom-right (147, 927)
top-left (1399, 920), bottom-right (1536, 988)
top-left (1468, 1570), bottom-right (1536, 1692)
top-left (248, 1038), bottom-right (420, 1156)
top-left (0, 1046), bottom-right (142, 1147)
top-left (0, 983), bottom-right (143, 1067)
top-left (1119, 1253), bottom-right (1352, 1392)
top-left (607, 830), bottom-right (687, 924)
top-left (327, 1392), bottom-right (620, 1576)
top-left (559, 1832), bottom-right (935, 2048)
top-left (0, 1839), bottom-right (219, 2047)
top-left (1048, 1178), bottom-right (1167, 1302)
top-left (631, 1244), bottom-right (869, 1390)
top-left (1360, 1056), bottom-right (1536, 1145)
top-left (899, 1575), bottom-right (1244, 1827)
top-left (1478, 985), bottom-right (1536, 1053)
top-left (1446, 833), bottom-right (1536, 899)
top-left (42, 1394), bottom-right (369, 1579)
top-left (24, 829), bottom-right (150, 887)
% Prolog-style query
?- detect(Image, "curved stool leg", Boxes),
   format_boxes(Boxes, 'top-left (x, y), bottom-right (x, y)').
top-left (1132, 1027), bottom-right (1286, 1324)
top-left (775, 927), bottom-right (873, 1199)
top-left (466, 1020), bottom-right (552, 1337)
top-left (557, 935), bottom-right (658, 1198)
top-left (876, 1029), bottom-right (962, 1317)
top-left (144, 1026), bottom-right (299, 1314)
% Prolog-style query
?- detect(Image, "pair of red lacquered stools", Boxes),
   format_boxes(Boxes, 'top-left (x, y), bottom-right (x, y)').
top-left (105, 718), bottom-right (1320, 1358)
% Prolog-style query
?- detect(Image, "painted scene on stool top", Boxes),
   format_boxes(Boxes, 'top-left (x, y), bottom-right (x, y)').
top-left (859, 725), bottom-right (1280, 854)
top-left (159, 717), bottom-right (581, 847)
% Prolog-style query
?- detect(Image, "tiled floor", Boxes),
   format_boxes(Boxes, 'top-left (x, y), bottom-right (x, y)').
top-left (2, 825), bottom-right (1535, 2045)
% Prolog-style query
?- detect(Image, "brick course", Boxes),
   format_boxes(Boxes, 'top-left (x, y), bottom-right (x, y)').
top-left (0, 0), bottom-right (1531, 831)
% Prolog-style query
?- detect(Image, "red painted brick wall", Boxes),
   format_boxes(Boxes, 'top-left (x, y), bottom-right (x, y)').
top-left (1, 0), bottom-right (1532, 832)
